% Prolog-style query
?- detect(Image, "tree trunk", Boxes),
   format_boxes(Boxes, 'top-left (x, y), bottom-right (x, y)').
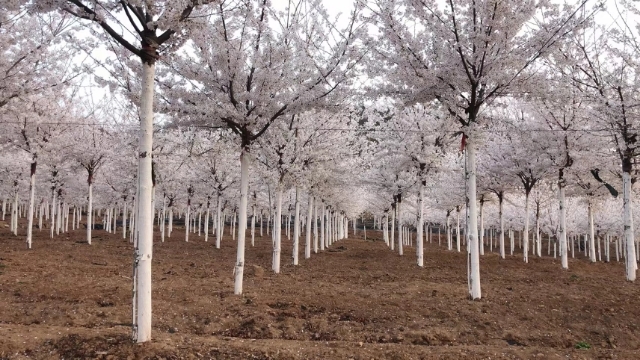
top-left (320, 202), bottom-right (325, 251)
top-left (87, 182), bottom-right (93, 245)
top-left (383, 213), bottom-right (389, 246)
top-left (479, 201), bottom-right (484, 256)
top-left (216, 196), bottom-right (222, 249)
top-left (446, 214), bottom-right (451, 250)
top-left (559, 183), bottom-right (568, 269)
top-left (499, 197), bottom-right (505, 259)
top-left (185, 202), bottom-right (190, 242)
top-left (50, 191), bottom-right (55, 239)
top-left (168, 207), bottom-right (173, 238)
top-left (465, 137), bottom-right (481, 299)
top-left (588, 200), bottom-right (596, 262)
top-left (623, 170), bottom-right (636, 280)
top-left (133, 61), bottom-right (156, 343)
top-left (232, 210), bottom-right (236, 240)
top-left (293, 187), bottom-right (300, 265)
top-left (523, 193), bottom-right (530, 263)
top-left (251, 205), bottom-right (256, 247)
top-left (397, 200), bottom-right (403, 255)
top-left (204, 205), bottom-right (210, 243)
top-left (234, 149), bottom-right (250, 294)
top-left (313, 202), bottom-right (318, 253)
top-left (305, 195), bottom-right (313, 259)
top-left (417, 184), bottom-right (424, 267)
top-left (536, 209), bottom-right (541, 257)
top-left (26, 162), bottom-right (37, 249)
top-left (390, 207), bottom-right (395, 251)
top-left (456, 207), bottom-right (461, 252)
top-left (273, 186), bottom-right (283, 273)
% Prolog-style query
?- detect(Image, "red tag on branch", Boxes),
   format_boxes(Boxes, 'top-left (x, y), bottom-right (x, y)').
top-left (460, 133), bottom-right (467, 152)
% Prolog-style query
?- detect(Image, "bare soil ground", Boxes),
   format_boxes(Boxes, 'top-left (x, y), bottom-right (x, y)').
top-left (1, 220), bottom-right (640, 359)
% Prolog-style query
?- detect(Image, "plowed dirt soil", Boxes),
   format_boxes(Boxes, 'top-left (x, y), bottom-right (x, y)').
top-left (1, 221), bottom-right (639, 359)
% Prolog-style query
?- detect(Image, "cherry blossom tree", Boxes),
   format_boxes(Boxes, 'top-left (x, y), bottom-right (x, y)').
top-left (30, 0), bottom-right (225, 342)
top-left (566, 2), bottom-right (640, 279)
top-left (0, 11), bottom-right (79, 111)
top-left (165, 0), bottom-right (363, 294)
top-left (367, 0), bottom-right (593, 299)
top-left (72, 122), bottom-right (114, 245)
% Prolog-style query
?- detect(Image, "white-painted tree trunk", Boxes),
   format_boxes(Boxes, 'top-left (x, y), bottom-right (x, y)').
top-left (273, 186), bottom-right (283, 273)
top-left (499, 198), bottom-right (505, 259)
top-left (417, 184), bottom-right (424, 267)
top-left (383, 213), bottom-right (389, 246)
top-left (479, 201), bottom-right (484, 256)
top-left (558, 183), bottom-right (568, 269)
top-left (168, 208), bottom-right (173, 238)
top-left (390, 207), bottom-right (395, 251)
top-left (588, 201), bottom-right (596, 262)
top-left (234, 150), bottom-right (250, 294)
top-left (87, 183), bottom-right (93, 245)
top-left (397, 200), bottom-right (403, 255)
top-left (313, 203), bottom-right (318, 253)
top-left (204, 205), bottom-right (210, 243)
top-left (305, 195), bottom-right (313, 259)
top-left (251, 205), bottom-right (255, 247)
top-left (536, 214), bottom-right (541, 257)
top-left (122, 202), bottom-right (128, 239)
top-left (185, 202), bottom-right (190, 242)
top-left (56, 202), bottom-right (61, 235)
top-left (132, 61), bottom-right (155, 343)
top-left (326, 210), bottom-right (331, 247)
top-left (523, 193), bottom-right (530, 263)
top-left (71, 206), bottom-right (78, 231)
top-left (446, 214), bottom-right (452, 250)
top-left (293, 187), bottom-right (300, 265)
top-left (456, 208), bottom-right (460, 252)
top-left (112, 207), bottom-right (117, 233)
top-left (216, 196), bottom-right (222, 248)
top-left (465, 138), bottom-right (481, 300)
top-left (623, 171), bottom-right (636, 280)
top-left (50, 191), bottom-right (56, 239)
top-left (320, 202), bottom-right (325, 251)
top-left (26, 164), bottom-right (36, 249)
